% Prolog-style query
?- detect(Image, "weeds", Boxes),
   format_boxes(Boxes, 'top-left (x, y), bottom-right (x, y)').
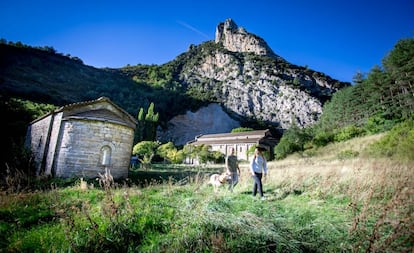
top-left (349, 163), bottom-right (414, 252)
top-left (1, 135), bottom-right (413, 252)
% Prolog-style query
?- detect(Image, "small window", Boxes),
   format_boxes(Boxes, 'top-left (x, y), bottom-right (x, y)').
top-left (101, 146), bottom-right (111, 166)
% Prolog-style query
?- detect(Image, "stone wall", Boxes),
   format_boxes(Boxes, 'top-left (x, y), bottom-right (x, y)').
top-left (26, 97), bottom-right (136, 179)
top-left (54, 119), bottom-right (134, 178)
top-left (25, 114), bottom-right (53, 175)
top-left (44, 112), bottom-right (63, 175)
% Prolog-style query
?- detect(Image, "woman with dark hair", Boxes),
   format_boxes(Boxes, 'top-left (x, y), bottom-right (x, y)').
top-left (250, 147), bottom-right (267, 200)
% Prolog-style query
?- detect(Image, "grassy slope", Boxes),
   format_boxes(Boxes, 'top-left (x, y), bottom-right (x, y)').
top-left (1, 134), bottom-right (413, 252)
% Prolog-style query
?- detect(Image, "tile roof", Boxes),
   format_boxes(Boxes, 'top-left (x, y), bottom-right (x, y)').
top-left (189, 129), bottom-right (278, 146)
top-left (30, 97), bottom-right (137, 127)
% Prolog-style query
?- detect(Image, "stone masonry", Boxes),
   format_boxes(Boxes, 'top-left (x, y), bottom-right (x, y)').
top-left (26, 97), bottom-right (137, 179)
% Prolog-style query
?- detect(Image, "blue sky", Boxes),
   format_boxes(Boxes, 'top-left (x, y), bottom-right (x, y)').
top-left (1, 0), bottom-right (413, 83)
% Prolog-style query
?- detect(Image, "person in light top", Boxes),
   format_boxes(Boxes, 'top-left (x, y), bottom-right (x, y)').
top-left (250, 147), bottom-right (267, 199)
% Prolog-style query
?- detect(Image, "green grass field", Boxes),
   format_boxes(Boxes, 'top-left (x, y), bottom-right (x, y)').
top-left (1, 134), bottom-right (413, 252)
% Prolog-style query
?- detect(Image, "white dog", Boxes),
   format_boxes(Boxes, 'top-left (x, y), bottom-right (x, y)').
top-left (209, 172), bottom-right (230, 192)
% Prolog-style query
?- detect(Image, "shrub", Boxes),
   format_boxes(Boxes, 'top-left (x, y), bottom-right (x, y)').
top-left (209, 151), bottom-right (225, 163)
top-left (312, 131), bottom-right (334, 147)
top-left (363, 114), bottom-right (398, 134)
top-left (274, 126), bottom-right (312, 159)
top-left (334, 125), bottom-right (365, 142)
top-left (367, 118), bottom-right (414, 161)
top-left (231, 127), bottom-right (254, 133)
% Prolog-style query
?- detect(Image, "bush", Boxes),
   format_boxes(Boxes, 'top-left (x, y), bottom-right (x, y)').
top-left (231, 127), bottom-right (254, 133)
top-left (334, 125), bottom-right (365, 142)
top-left (367, 118), bottom-right (414, 161)
top-left (274, 126), bottom-right (312, 160)
top-left (209, 151), bottom-right (225, 163)
top-left (363, 114), bottom-right (398, 134)
top-left (312, 131), bottom-right (334, 147)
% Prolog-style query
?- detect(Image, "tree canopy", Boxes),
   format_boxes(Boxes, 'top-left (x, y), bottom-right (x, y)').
top-left (318, 38), bottom-right (414, 132)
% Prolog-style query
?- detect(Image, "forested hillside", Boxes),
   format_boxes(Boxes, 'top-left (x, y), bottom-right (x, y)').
top-left (274, 38), bottom-right (414, 159)
top-left (0, 42), bottom-right (201, 119)
top-left (319, 38), bottom-right (414, 130)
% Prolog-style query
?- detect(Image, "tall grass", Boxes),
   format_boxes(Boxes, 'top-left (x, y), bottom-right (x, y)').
top-left (262, 157), bottom-right (413, 252)
top-left (1, 134), bottom-right (413, 252)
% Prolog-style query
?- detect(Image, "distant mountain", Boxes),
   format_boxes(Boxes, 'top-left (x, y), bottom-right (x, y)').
top-left (177, 19), bottom-right (349, 127)
top-left (0, 18), bottom-right (350, 145)
top-left (155, 19), bottom-right (350, 143)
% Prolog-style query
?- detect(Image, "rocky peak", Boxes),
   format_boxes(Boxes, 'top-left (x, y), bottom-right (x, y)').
top-left (157, 19), bottom-right (350, 145)
top-left (215, 18), bottom-right (276, 57)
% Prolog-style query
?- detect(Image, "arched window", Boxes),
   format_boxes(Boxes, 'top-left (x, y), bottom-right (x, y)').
top-left (100, 146), bottom-right (111, 166)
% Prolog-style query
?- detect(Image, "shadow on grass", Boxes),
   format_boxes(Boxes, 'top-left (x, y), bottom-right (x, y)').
top-left (128, 164), bottom-right (224, 187)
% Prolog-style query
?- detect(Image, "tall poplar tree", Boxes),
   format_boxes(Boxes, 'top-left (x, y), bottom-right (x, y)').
top-left (136, 102), bottom-right (159, 142)
top-left (144, 102), bottom-right (159, 141)
top-left (136, 108), bottom-right (145, 142)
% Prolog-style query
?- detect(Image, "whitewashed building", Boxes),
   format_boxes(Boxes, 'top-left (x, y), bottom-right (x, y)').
top-left (188, 129), bottom-right (278, 161)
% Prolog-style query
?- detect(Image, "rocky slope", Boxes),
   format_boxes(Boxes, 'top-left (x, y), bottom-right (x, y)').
top-left (215, 19), bottom-right (278, 58)
top-left (157, 19), bottom-right (349, 143)
top-left (157, 103), bottom-right (240, 145)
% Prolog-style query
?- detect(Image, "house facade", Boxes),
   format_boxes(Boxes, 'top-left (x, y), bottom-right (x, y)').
top-left (188, 129), bottom-right (278, 161)
top-left (25, 97), bottom-right (137, 179)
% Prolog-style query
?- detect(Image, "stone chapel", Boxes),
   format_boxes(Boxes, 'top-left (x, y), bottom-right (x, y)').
top-left (25, 97), bottom-right (137, 179)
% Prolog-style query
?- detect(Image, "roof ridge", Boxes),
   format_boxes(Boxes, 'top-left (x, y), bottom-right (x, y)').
top-left (57, 96), bottom-right (109, 111)
top-left (30, 97), bottom-right (137, 125)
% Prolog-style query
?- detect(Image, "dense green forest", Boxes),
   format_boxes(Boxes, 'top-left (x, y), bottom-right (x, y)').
top-left (274, 38), bottom-right (414, 159)
top-left (321, 38), bottom-right (413, 130)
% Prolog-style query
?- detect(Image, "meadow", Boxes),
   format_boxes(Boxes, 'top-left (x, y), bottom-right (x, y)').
top-left (1, 134), bottom-right (413, 252)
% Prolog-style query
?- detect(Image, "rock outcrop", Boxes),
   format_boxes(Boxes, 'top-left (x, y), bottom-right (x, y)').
top-left (157, 103), bottom-right (240, 146)
top-left (158, 19), bottom-right (350, 145)
top-left (215, 18), bottom-right (277, 58)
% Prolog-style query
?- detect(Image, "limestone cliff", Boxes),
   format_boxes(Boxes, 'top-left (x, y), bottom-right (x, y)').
top-left (156, 19), bottom-right (350, 144)
top-left (215, 18), bottom-right (278, 58)
top-left (157, 103), bottom-right (240, 146)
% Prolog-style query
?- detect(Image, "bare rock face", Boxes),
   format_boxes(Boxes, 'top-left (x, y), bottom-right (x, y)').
top-left (157, 103), bottom-right (240, 146)
top-left (215, 18), bottom-right (276, 57)
top-left (179, 48), bottom-right (341, 129)
top-left (157, 19), bottom-right (349, 145)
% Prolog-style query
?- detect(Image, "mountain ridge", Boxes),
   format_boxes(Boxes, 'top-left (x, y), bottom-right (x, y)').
top-left (0, 19), bottom-right (350, 145)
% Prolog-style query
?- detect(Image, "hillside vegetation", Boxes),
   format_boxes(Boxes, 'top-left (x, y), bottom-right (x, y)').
top-left (273, 37), bottom-right (414, 160)
top-left (1, 133), bottom-right (412, 252)
top-left (0, 31), bottom-right (412, 252)
top-left (0, 42), bottom-right (203, 119)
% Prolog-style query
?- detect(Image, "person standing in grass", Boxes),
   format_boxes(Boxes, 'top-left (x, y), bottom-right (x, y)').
top-left (250, 147), bottom-right (267, 199)
top-left (226, 147), bottom-right (240, 192)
